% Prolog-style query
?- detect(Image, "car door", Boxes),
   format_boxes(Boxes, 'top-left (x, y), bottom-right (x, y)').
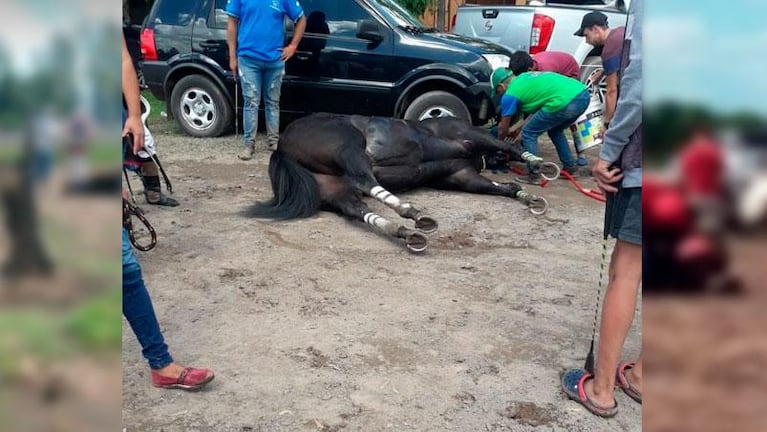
top-left (282, 0), bottom-right (396, 116)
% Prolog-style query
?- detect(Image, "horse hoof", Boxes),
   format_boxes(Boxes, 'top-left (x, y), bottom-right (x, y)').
top-left (528, 196), bottom-right (549, 215)
top-left (405, 232), bottom-right (429, 253)
top-left (414, 215), bottom-right (439, 234)
top-left (539, 162), bottom-right (561, 181)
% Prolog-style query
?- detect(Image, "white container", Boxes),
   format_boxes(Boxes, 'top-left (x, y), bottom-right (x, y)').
top-left (570, 95), bottom-right (604, 153)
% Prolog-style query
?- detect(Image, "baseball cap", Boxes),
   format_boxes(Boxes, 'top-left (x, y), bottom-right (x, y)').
top-left (574, 11), bottom-right (608, 36)
top-left (491, 67), bottom-right (514, 91)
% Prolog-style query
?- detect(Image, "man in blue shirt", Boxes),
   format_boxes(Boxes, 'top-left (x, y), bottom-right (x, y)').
top-left (227, 0), bottom-right (306, 159)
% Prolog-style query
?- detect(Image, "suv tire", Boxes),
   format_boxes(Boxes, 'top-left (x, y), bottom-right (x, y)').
top-left (403, 90), bottom-right (471, 123)
top-left (170, 75), bottom-right (233, 138)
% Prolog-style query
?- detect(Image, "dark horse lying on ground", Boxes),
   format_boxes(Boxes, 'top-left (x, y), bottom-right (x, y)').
top-left (250, 113), bottom-right (559, 252)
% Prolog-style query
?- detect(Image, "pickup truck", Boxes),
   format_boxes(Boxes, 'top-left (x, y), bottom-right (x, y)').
top-left (452, 0), bottom-right (630, 103)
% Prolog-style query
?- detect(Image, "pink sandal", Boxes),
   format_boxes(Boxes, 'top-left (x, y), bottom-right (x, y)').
top-left (616, 362), bottom-right (642, 403)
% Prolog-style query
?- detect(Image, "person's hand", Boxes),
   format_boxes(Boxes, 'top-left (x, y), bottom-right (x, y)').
top-left (229, 57), bottom-right (238, 81)
top-left (592, 158), bottom-right (623, 194)
top-left (508, 125), bottom-right (522, 140)
top-left (281, 43), bottom-right (298, 61)
top-left (598, 124), bottom-right (607, 140)
top-left (122, 187), bottom-right (130, 201)
top-left (122, 115), bottom-right (144, 155)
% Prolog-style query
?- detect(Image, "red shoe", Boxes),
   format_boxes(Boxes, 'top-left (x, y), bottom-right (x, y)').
top-left (151, 367), bottom-right (215, 390)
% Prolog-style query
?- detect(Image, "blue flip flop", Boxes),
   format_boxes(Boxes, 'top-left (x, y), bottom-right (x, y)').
top-left (561, 368), bottom-right (618, 418)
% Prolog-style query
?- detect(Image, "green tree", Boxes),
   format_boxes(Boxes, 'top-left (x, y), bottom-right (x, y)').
top-left (397, 0), bottom-right (435, 17)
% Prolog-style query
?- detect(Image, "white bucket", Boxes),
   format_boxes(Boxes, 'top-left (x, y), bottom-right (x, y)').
top-left (570, 96), bottom-right (604, 153)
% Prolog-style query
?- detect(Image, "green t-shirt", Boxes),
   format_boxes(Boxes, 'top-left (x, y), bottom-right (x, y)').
top-left (503, 71), bottom-right (586, 114)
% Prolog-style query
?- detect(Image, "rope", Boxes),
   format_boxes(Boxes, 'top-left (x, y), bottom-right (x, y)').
top-left (585, 235), bottom-right (608, 374)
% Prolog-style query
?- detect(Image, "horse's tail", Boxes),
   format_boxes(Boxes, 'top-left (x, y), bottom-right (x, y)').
top-left (248, 151), bottom-right (321, 220)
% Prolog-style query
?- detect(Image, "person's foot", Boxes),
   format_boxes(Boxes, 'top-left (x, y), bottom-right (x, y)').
top-left (145, 191), bottom-right (179, 207)
top-left (576, 156), bottom-right (589, 166)
top-left (582, 374), bottom-right (618, 409)
top-left (238, 144), bottom-right (255, 160)
top-left (151, 362), bottom-right (214, 390)
top-left (617, 362), bottom-right (642, 403)
top-left (562, 165), bottom-right (592, 178)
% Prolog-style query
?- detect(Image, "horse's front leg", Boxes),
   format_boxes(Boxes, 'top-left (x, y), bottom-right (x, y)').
top-left (430, 165), bottom-right (549, 215)
top-left (459, 129), bottom-right (561, 180)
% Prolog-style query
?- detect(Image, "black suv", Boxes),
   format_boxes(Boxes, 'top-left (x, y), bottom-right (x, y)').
top-left (133, 0), bottom-right (512, 137)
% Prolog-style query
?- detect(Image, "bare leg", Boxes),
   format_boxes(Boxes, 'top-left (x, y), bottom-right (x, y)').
top-left (583, 239), bottom-right (642, 407)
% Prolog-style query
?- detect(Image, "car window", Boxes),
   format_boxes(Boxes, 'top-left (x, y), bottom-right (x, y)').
top-left (210, 0), bottom-right (228, 29)
top-left (153, 0), bottom-right (197, 26)
top-left (299, 0), bottom-right (371, 38)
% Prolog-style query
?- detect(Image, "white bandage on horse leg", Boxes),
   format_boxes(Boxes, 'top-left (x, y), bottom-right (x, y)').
top-left (370, 186), bottom-right (402, 207)
top-left (363, 212), bottom-right (392, 230)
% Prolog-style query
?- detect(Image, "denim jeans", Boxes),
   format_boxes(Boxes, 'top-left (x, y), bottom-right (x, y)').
top-left (238, 56), bottom-right (285, 148)
top-left (123, 228), bottom-right (173, 369)
top-left (521, 90), bottom-right (590, 171)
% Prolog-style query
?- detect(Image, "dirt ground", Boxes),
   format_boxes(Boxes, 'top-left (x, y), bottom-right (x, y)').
top-left (121, 122), bottom-right (642, 432)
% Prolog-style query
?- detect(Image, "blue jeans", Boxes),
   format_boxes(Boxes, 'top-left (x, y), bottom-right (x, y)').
top-left (123, 228), bottom-right (173, 369)
top-left (238, 56), bottom-right (285, 148)
top-left (521, 90), bottom-right (590, 170)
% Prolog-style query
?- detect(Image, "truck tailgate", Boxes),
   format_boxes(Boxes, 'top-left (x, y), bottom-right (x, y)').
top-left (453, 6), bottom-right (535, 53)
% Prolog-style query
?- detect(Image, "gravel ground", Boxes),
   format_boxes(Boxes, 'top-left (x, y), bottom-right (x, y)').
top-left (122, 118), bottom-right (642, 432)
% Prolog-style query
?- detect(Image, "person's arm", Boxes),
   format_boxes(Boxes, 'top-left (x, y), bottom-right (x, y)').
top-left (122, 35), bottom-right (144, 154)
top-left (282, 15), bottom-right (306, 61)
top-left (604, 72), bottom-right (619, 123)
top-left (497, 94), bottom-right (519, 141)
top-left (593, 5), bottom-right (642, 194)
top-left (227, 16), bottom-right (239, 79)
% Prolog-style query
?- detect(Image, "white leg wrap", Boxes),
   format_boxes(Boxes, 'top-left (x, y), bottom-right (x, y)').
top-left (370, 185), bottom-right (401, 207)
top-left (363, 212), bottom-right (391, 230)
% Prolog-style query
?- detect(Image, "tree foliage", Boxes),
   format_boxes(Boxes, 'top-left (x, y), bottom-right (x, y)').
top-left (396, 0), bottom-right (434, 17)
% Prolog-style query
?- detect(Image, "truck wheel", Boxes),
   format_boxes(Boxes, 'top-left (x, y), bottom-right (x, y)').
top-left (580, 56), bottom-right (606, 105)
top-left (170, 75), bottom-right (232, 138)
top-left (403, 91), bottom-right (471, 123)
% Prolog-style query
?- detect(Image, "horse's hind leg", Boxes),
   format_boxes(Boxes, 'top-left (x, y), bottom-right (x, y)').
top-left (329, 193), bottom-right (429, 253)
top-left (431, 165), bottom-right (549, 215)
top-left (337, 147), bottom-right (438, 233)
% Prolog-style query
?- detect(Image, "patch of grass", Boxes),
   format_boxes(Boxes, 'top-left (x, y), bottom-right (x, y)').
top-left (142, 91), bottom-right (167, 123)
top-left (65, 288), bottom-right (122, 350)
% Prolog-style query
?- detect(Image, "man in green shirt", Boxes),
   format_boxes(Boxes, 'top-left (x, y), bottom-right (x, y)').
top-left (492, 68), bottom-right (590, 183)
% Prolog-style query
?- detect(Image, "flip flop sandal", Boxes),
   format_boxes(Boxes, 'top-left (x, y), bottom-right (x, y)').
top-left (616, 362), bottom-right (642, 404)
top-left (561, 368), bottom-right (619, 418)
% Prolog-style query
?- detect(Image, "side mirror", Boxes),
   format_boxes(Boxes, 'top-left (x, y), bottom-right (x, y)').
top-left (356, 19), bottom-right (383, 43)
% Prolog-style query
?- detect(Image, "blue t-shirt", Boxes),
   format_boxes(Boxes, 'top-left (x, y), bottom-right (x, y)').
top-left (226, 0), bottom-right (304, 62)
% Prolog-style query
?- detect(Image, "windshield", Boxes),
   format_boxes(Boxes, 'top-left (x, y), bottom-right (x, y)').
top-left (371, 0), bottom-right (425, 29)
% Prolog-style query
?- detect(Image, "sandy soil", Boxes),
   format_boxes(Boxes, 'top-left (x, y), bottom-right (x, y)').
top-left (121, 123), bottom-right (642, 432)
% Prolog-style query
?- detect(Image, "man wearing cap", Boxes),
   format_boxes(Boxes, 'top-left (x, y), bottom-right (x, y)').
top-left (491, 68), bottom-right (590, 184)
top-left (575, 11), bottom-right (626, 138)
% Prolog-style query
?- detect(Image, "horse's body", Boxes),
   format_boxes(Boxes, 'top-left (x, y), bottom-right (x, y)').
top-left (251, 113), bottom-right (557, 252)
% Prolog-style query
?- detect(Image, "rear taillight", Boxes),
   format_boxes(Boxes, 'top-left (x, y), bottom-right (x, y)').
top-left (140, 28), bottom-right (158, 61)
top-left (451, 14), bottom-right (456, 30)
top-left (530, 14), bottom-right (555, 54)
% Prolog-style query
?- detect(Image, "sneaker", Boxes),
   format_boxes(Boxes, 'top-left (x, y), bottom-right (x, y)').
top-left (238, 144), bottom-right (255, 160)
top-left (145, 191), bottom-right (179, 207)
top-left (576, 156), bottom-right (589, 166)
top-left (151, 367), bottom-right (214, 390)
top-left (267, 136), bottom-right (279, 151)
top-left (562, 165), bottom-right (592, 178)
top-left (514, 173), bottom-right (542, 185)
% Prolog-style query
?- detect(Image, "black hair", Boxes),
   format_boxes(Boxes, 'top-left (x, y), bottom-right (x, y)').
top-left (508, 51), bottom-right (535, 76)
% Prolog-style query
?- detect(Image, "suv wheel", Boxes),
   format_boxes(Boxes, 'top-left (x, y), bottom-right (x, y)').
top-left (580, 57), bottom-right (606, 105)
top-left (403, 91), bottom-right (471, 123)
top-left (170, 75), bottom-right (233, 137)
